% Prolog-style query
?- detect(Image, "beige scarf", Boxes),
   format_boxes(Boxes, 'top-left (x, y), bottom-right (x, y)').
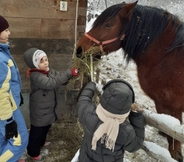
top-left (91, 104), bottom-right (130, 152)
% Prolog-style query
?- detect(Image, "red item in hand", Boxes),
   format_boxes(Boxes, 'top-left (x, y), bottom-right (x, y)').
top-left (71, 68), bottom-right (78, 76)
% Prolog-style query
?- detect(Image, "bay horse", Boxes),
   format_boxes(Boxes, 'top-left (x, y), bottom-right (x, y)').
top-left (75, 1), bottom-right (184, 161)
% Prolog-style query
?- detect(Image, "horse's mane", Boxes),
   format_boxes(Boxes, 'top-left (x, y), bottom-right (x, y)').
top-left (93, 3), bottom-right (184, 62)
top-left (93, 3), bottom-right (124, 28)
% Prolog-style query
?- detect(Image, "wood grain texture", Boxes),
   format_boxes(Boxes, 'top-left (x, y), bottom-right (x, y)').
top-left (0, 0), bottom-right (87, 39)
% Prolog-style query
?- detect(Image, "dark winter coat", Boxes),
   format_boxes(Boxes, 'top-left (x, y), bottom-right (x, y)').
top-left (29, 68), bottom-right (72, 127)
top-left (76, 82), bottom-right (145, 162)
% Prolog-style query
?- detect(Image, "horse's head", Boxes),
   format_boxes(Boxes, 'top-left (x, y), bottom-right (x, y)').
top-left (76, 1), bottom-right (138, 59)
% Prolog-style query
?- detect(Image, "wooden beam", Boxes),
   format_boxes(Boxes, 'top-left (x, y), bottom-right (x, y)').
top-left (142, 141), bottom-right (177, 162)
top-left (143, 109), bottom-right (184, 143)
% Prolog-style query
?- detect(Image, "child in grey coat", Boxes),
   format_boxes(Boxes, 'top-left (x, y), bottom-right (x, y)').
top-left (77, 79), bottom-right (145, 162)
top-left (23, 48), bottom-right (78, 161)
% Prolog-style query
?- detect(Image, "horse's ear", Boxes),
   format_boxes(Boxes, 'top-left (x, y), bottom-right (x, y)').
top-left (119, 1), bottom-right (137, 21)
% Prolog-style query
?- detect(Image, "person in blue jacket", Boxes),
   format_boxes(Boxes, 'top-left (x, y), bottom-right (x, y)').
top-left (0, 15), bottom-right (28, 162)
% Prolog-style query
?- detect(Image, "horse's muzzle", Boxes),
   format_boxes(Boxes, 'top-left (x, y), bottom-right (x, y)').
top-left (76, 46), bottom-right (83, 58)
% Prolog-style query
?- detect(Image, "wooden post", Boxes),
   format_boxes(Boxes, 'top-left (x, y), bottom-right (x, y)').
top-left (143, 109), bottom-right (184, 143)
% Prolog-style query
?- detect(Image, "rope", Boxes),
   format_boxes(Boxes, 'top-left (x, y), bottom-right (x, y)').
top-left (90, 54), bottom-right (94, 81)
top-left (104, 0), bottom-right (108, 8)
top-left (72, 0), bottom-right (79, 60)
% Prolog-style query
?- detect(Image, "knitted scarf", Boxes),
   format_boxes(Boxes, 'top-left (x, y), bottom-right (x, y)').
top-left (91, 104), bottom-right (130, 152)
top-left (26, 68), bottom-right (49, 76)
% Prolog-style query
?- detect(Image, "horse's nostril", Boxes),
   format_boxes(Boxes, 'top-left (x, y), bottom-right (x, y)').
top-left (76, 47), bottom-right (83, 58)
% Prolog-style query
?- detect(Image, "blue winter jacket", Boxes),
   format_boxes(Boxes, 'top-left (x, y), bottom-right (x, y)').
top-left (0, 43), bottom-right (21, 120)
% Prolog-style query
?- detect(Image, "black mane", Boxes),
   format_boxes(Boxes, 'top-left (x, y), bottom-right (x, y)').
top-left (93, 3), bottom-right (124, 28)
top-left (93, 3), bottom-right (184, 62)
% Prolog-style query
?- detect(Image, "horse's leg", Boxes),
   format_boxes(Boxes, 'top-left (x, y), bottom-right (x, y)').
top-left (167, 136), bottom-right (183, 162)
top-left (155, 103), bottom-right (183, 161)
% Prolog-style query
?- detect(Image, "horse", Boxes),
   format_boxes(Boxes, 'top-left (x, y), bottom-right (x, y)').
top-left (75, 1), bottom-right (184, 161)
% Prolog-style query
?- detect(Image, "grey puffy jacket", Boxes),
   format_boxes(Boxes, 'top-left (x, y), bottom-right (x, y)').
top-left (29, 68), bottom-right (72, 126)
top-left (76, 82), bottom-right (145, 162)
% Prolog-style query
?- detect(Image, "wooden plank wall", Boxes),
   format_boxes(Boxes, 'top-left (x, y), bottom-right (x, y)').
top-left (0, 0), bottom-right (87, 39)
top-left (0, 0), bottom-right (87, 92)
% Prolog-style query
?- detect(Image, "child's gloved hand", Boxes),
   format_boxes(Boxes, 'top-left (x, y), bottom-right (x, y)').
top-left (19, 93), bottom-right (24, 106)
top-left (5, 120), bottom-right (18, 140)
top-left (71, 68), bottom-right (79, 76)
top-left (131, 103), bottom-right (144, 113)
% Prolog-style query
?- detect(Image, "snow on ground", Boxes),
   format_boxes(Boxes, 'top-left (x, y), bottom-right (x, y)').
top-left (72, 49), bottom-right (182, 162)
top-left (71, 1), bottom-right (184, 161)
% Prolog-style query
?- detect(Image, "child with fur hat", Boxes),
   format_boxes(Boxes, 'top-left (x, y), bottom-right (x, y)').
top-left (76, 79), bottom-right (145, 162)
top-left (23, 47), bottom-right (78, 161)
top-left (0, 15), bottom-right (28, 162)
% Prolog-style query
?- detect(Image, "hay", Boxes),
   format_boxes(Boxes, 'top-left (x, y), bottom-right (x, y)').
top-left (67, 46), bottom-right (105, 90)
top-left (26, 118), bottom-right (83, 162)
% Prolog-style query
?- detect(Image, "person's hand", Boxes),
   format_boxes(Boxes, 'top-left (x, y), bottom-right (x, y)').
top-left (19, 93), bottom-right (24, 106)
top-left (71, 68), bottom-right (79, 76)
top-left (5, 120), bottom-right (18, 140)
top-left (131, 103), bottom-right (144, 113)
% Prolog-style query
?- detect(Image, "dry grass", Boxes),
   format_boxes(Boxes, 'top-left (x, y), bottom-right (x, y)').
top-left (26, 117), bottom-right (83, 162)
top-left (67, 46), bottom-right (104, 90)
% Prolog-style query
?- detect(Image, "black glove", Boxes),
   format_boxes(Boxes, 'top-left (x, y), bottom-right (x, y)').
top-left (19, 93), bottom-right (24, 106)
top-left (130, 110), bottom-right (142, 117)
top-left (5, 120), bottom-right (18, 140)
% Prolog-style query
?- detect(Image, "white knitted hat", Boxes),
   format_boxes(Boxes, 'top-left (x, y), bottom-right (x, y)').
top-left (23, 48), bottom-right (47, 69)
top-left (32, 50), bottom-right (47, 69)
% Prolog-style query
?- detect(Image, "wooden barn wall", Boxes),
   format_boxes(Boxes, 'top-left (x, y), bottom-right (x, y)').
top-left (0, 0), bottom-right (87, 92)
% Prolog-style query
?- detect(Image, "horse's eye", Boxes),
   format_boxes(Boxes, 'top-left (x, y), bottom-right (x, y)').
top-left (105, 22), bottom-right (111, 28)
